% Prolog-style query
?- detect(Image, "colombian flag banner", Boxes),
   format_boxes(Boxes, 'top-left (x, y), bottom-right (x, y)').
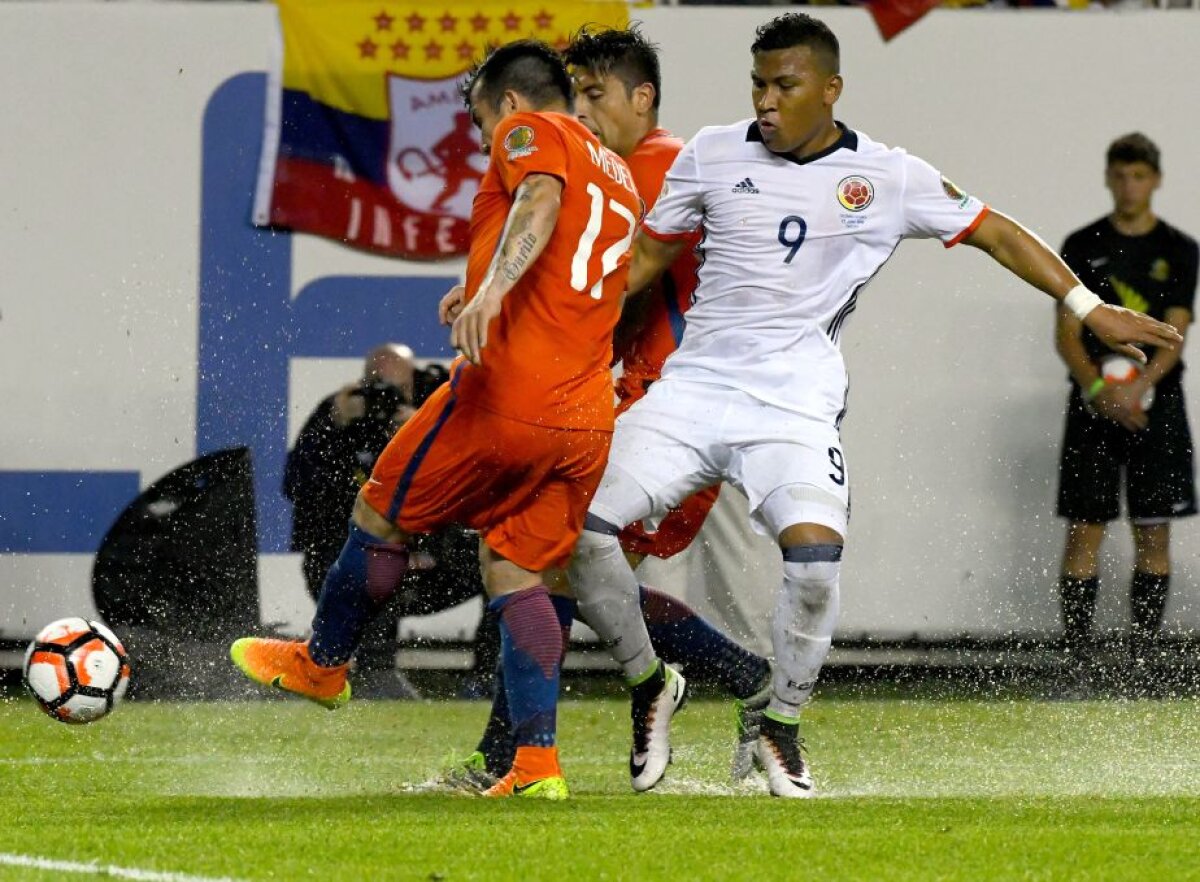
top-left (253, 0), bottom-right (629, 259)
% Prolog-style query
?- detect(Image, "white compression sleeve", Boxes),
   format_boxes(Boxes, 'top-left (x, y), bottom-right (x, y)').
top-left (569, 527), bottom-right (658, 682)
top-left (769, 558), bottom-right (841, 720)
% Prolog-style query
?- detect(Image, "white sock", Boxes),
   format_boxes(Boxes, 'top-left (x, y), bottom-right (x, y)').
top-left (768, 558), bottom-right (840, 720)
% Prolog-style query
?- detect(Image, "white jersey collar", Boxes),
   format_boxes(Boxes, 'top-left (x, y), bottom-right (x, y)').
top-left (745, 120), bottom-right (858, 166)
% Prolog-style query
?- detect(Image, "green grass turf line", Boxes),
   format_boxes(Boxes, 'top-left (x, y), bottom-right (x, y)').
top-left (3, 697), bottom-right (1200, 880)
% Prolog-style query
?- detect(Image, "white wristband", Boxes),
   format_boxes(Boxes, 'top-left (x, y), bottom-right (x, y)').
top-left (1063, 285), bottom-right (1104, 321)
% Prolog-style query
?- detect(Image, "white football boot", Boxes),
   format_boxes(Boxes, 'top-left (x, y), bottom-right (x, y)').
top-left (754, 717), bottom-right (814, 798)
top-left (629, 662), bottom-right (687, 792)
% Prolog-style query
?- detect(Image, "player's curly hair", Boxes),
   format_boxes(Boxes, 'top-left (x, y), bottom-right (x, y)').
top-left (563, 24), bottom-right (662, 111)
top-left (458, 40), bottom-right (573, 112)
top-left (750, 13), bottom-right (839, 74)
top-left (1107, 133), bottom-right (1160, 173)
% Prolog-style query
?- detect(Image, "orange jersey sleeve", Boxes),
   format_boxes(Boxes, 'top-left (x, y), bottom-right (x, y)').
top-left (458, 112), bottom-right (641, 430)
top-left (615, 129), bottom-right (703, 400)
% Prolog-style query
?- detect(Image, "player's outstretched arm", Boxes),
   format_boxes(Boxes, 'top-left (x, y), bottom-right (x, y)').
top-left (964, 210), bottom-right (1182, 361)
top-left (625, 231), bottom-right (686, 301)
top-left (452, 173), bottom-right (564, 365)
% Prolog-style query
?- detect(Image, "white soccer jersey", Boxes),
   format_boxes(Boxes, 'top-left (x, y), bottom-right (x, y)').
top-left (643, 120), bottom-right (987, 422)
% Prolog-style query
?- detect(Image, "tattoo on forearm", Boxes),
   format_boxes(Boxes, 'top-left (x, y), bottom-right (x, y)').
top-left (501, 232), bottom-right (539, 282)
top-left (478, 176), bottom-right (559, 296)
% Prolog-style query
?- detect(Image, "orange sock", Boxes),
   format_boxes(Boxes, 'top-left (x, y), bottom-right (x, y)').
top-left (512, 746), bottom-right (561, 782)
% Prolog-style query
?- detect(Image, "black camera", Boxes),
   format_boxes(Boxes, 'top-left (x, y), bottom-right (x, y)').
top-left (353, 364), bottom-right (450, 424)
top-left (412, 363), bottom-right (450, 409)
top-left (354, 380), bottom-right (407, 424)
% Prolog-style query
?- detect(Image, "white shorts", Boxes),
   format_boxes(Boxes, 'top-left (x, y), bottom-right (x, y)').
top-left (590, 378), bottom-right (850, 540)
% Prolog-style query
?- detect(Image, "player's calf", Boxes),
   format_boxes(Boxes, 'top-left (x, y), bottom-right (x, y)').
top-left (571, 516), bottom-right (658, 680)
top-left (480, 587), bottom-right (569, 798)
top-left (461, 593), bottom-right (575, 781)
top-left (308, 524), bottom-right (410, 668)
top-left (736, 542), bottom-right (840, 794)
top-left (769, 544), bottom-right (842, 719)
top-left (639, 584), bottom-right (770, 699)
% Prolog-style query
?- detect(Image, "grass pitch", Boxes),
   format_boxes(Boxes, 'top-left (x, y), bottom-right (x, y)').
top-left (3, 693), bottom-right (1200, 881)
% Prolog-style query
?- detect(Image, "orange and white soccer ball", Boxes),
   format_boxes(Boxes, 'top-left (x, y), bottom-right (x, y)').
top-left (1100, 355), bottom-right (1154, 411)
top-left (22, 618), bottom-right (131, 724)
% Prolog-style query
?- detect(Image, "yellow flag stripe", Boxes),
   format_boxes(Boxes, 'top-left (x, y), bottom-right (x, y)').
top-left (277, 0), bottom-right (629, 120)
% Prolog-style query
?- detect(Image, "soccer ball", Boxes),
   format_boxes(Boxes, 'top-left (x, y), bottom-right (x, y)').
top-left (23, 617), bottom-right (131, 724)
top-left (1100, 355), bottom-right (1154, 410)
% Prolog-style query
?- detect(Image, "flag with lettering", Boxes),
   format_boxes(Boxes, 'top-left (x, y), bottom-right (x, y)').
top-left (253, 0), bottom-right (629, 259)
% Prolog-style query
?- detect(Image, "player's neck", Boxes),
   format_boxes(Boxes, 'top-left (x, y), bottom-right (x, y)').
top-left (1109, 207), bottom-right (1157, 237)
top-left (620, 117), bottom-right (660, 159)
top-left (787, 119), bottom-right (841, 162)
top-left (526, 99), bottom-right (570, 118)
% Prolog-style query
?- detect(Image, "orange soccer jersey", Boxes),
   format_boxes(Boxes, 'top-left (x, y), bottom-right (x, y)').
top-left (455, 111), bottom-right (642, 431)
top-left (614, 129), bottom-right (717, 560)
top-left (362, 111), bottom-right (640, 572)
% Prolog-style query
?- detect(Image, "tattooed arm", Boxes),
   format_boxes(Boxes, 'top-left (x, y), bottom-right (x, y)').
top-left (451, 173), bottom-right (564, 365)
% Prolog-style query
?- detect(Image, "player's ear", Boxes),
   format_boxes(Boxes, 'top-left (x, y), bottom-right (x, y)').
top-left (632, 82), bottom-right (656, 115)
top-left (824, 74), bottom-right (843, 107)
top-left (501, 89), bottom-right (520, 114)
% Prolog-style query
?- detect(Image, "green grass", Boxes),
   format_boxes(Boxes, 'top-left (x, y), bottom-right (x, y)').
top-left (3, 694), bottom-right (1200, 880)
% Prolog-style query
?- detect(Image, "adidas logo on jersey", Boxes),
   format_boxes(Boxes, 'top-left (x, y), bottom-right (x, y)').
top-left (731, 178), bottom-right (759, 194)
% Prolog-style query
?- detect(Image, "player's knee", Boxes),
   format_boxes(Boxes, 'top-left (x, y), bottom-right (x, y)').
top-left (568, 521), bottom-right (627, 605)
top-left (351, 493), bottom-right (407, 544)
top-left (544, 568), bottom-right (571, 594)
top-left (583, 512), bottom-right (621, 536)
top-left (573, 518), bottom-right (623, 562)
top-left (781, 544), bottom-right (842, 615)
top-left (589, 464), bottom-right (655, 530)
top-left (764, 486), bottom-right (847, 548)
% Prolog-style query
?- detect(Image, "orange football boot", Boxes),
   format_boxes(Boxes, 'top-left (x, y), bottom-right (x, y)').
top-left (482, 746), bottom-right (568, 800)
top-left (229, 638), bottom-right (350, 709)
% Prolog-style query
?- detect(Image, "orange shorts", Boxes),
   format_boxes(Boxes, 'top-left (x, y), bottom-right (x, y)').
top-left (361, 381), bottom-right (611, 573)
top-left (614, 379), bottom-right (720, 560)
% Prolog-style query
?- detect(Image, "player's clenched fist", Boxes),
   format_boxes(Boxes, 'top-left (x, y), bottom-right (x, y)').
top-left (451, 292), bottom-right (502, 366)
top-left (439, 284), bottom-right (466, 326)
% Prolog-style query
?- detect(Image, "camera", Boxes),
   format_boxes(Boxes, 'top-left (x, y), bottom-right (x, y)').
top-left (412, 363), bottom-right (450, 409)
top-left (354, 380), bottom-right (407, 424)
top-left (353, 364), bottom-right (451, 424)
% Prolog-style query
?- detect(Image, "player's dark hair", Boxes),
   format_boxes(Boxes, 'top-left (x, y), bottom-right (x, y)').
top-left (751, 13), bottom-right (840, 74)
top-left (459, 40), bottom-right (573, 112)
top-left (1107, 132), bottom-right (1160, 173)
top-left (563, 25), bottom-right (662, 111)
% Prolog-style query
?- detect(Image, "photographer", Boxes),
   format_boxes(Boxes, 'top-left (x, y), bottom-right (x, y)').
top-left (284, 343), bottom-right (492, 698)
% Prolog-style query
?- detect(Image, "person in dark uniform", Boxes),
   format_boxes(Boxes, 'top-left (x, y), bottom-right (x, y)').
top-left (1055, 133), bottom-right (1199, 681)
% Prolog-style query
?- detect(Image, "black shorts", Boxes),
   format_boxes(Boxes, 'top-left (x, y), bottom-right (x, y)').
top-left (1057, 380), bottom-right (1197, 523)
